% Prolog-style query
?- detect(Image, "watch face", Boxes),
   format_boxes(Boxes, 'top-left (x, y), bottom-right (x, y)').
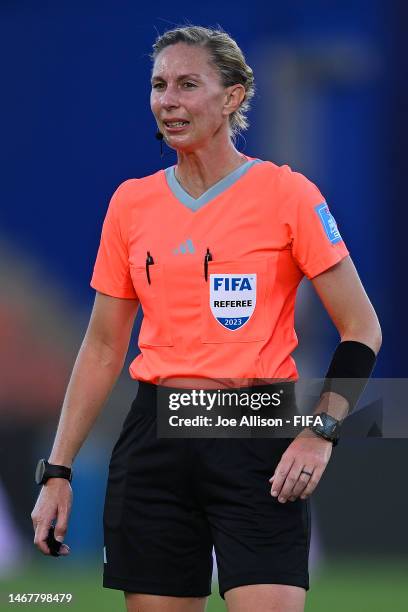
top-left (35, 459), bottom-right (46, 485)
top-left (317, 413), bottom-right (339, 437)
top-left (310, 413), bottom-right (339, 442)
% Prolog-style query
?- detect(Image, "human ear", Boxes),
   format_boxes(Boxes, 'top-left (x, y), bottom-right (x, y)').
top-left (222, 84), bottom-right (246, 117)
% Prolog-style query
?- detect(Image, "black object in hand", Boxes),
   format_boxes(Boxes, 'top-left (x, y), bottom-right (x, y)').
top-left (46, 526), bottom-right (62, 557)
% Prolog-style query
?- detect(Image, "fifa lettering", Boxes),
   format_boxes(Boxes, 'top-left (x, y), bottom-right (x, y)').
top-left (213, 277), bottom-right (253, 291)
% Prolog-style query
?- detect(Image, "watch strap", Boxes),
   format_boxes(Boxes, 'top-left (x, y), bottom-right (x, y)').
top-left (36, 459), bottom-right (73, 485)
top-left (45, 462), bottom-right (72, 482)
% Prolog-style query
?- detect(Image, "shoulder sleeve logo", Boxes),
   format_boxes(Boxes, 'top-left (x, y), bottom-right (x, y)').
top-left (314, 202), bottom-right (342, 244)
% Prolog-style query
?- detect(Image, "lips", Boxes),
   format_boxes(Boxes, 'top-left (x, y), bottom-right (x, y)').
top-left (163, 119), bottom-right (190, 130)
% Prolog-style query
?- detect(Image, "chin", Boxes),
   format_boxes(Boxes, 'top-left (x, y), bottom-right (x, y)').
top-left (169, 133), bottom-right (212, 154)
top-left (166, 136), bottom-right (198, 154)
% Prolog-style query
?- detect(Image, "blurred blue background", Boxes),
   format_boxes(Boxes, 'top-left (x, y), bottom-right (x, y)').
top-left (1, 1), bottom-right (407, 609)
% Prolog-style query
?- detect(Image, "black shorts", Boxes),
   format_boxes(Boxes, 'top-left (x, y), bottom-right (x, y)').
top-left (102, 381), bottom-right (311, 599)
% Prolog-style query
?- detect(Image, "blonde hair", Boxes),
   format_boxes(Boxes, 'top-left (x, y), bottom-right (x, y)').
top-left (151, 25), bottom-right (255, 138)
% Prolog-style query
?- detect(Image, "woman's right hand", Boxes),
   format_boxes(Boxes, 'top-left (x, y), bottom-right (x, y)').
top-left (31, 479), bottom-right (72, 556)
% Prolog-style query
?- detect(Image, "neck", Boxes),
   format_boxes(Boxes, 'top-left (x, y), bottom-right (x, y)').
top-left (175, 136), bottom-right (247, 199)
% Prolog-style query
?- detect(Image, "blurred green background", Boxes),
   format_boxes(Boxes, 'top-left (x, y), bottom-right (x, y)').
top-left (1, 557), bottom-right (407, 611)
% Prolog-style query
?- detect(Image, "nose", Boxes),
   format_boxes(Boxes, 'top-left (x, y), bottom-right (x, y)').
top-left (159, 85), bottom-right (180, 110)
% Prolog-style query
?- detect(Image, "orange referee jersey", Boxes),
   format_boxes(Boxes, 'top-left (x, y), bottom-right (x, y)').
top-left (90, 158), bottom-right (349, 384)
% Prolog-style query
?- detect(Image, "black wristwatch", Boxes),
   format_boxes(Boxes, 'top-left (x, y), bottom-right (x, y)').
top-left (35, 459), bottom-right (73, 485)
top-left (308, 412), bottom-right (341, 446)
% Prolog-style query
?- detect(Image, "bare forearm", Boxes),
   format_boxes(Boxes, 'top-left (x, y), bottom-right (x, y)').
top-left (48, 339), bottom-right (125, 467)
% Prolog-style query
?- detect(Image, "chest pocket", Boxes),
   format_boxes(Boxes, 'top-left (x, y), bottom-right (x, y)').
top-left (130, 264), bottom-right (174, 347)
top-left (201, 258), bottom-right (271, 344)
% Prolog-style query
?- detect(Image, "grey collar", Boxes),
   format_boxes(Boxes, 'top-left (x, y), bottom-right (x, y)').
top-left (164, 158), bottom-right (263, 212)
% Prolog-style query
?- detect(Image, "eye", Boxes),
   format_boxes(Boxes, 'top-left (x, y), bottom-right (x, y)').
top-left (152, 82), bottom-right (165, 90)
top-left (182, 81), bottom-right (197, 89)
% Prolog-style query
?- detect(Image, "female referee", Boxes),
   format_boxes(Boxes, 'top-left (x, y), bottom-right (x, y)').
top-left (31, 26), bottom-right (381, 612)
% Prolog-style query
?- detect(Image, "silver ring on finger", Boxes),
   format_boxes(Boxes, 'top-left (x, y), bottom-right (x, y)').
top-left (301, 469), bottom-right (313, 477)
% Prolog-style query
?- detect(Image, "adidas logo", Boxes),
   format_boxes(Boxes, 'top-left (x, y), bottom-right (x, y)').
top-left (173, 238), bottom-right (195, 255)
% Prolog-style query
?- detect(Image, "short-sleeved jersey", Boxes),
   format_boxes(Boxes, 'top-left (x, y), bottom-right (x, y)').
top-left (90, 158), bottom-right (349, 384)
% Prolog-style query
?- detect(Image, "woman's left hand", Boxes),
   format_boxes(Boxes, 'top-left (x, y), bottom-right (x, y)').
top-left (269, 430), bottom-right (333, 502)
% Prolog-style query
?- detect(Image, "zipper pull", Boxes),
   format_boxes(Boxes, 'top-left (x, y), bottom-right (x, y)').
top-left (204, 248), bottom-right (212, 282)
top-left (146, 251), bottom-right (154, 285)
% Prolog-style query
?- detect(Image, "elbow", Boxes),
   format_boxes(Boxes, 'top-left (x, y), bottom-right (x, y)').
top-left (82, 336), bottom-right (127, 369)
top-left (374, 322), bottom-right (382, 354)
top-left (367, 323), bottom-right (382, 355)
top-left (340, 318), bottom-right (382, 356)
